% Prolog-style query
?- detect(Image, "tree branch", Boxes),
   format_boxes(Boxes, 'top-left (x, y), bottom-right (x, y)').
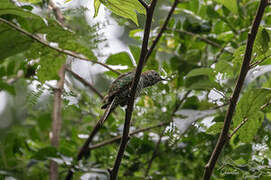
top-left (203, 1), bottom-right (268, 179)
top-left (228, 118), bottom-right (248, 139)
top-left (145, 0), bottom-right (181, 63)
top-left (249, 54), bottom-right (271, 69)
top-left (65, 99), bottom-right (115, 180)
top-left (144, 129), bottom-right (165, 177)
top-left (65, 0), bottom-right (181, 178)
top-left (169, 29), bottom-right (233, 55)
top-left (48, 0), bottom-right (65, 26)
top-left (229, 100), bottom-right (271, 139)
top-left (110, 1), bottom-right (158, 179)
top-left (213, 42), bottom-right (231, 64)
top-left (143, 90), bottom-right (191, 177)
top-left (65, 67), bottom-right (104, 99)
top-left (138, 0), bottom-right (148, 9)
top-left (50, 65), bottom-right (65, 180)
top-left (0, 17), bottom-right (120, 75)
top-left (89, 122), bottom-right (169, 150)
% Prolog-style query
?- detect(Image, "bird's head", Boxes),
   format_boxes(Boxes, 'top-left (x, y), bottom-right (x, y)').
top-left (142, 70), bottom-right (166, 87)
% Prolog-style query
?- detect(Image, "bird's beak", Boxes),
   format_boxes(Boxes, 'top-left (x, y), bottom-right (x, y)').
top-left (160, 77), bottom-right (169, 81)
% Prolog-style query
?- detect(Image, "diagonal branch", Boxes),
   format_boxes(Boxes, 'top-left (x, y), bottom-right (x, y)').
top-left (48, 0), bottom-right (65, 26)
top-left (144, 90), bottom-right (191, 177)
top-left (110, 1), bottom-right (183, 177)
top-left (89, 122), bottom-right (169, 150)
top-left (65, 99), bottom-right (115, 180)
top-left (249, 53), bottom-right (271, 69)
top-left (168, 29), bottom-right (233, 55)
top-left (65, 67), bottom-right (104, 99)
top-left (145, 0), bottom-right (181, 63)
top-left (203, 1), bottom-right (269, 179)
top-left (144, 129), bottom-right (165, 177)
top-left (229, 100), bottom-right (271, 139)
top-left (0, 17), bottom-right (120, 75)
top-left (228, 117), bottom-right (248, 139)
top-left (110, 1), bottom-right (158, 179)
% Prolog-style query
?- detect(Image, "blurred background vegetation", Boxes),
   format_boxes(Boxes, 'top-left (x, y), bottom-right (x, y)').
top-left (1, 0), bottom-right (271, 179)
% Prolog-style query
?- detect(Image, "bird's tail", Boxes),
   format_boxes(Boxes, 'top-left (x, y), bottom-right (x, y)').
top-left (77, 98), bottom-right (116, 160)
top-left (101, 95), bottom-right (109, 109)
top-left (100, 98), bottom-right (115, 124)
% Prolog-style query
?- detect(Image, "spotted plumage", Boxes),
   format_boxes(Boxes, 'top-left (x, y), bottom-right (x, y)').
top-left (101, 70), bottom-right (163, 109)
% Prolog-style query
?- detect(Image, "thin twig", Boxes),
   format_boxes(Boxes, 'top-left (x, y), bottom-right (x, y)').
top-left (213, 42), bottom-right (231, 64)
top-left (260, 101), bottom-right (271, 109)
top-left (229, 100), bottom-right (271, 139)
top-left (65, 99), bottom-right (115, 180)
top-left (65, 67), bottom-right (104, 99)
top-left (172, 90), bottom-right (192, 114)
top-left (88, 91), bottom-right (192, 151)
top-left (212, 88), bottom-right (227, 99)
top-left (48, 0), bottom-right (65, 26)
top-left (138, 0), bottom-right (148, 9)
top-left (0, 18), bottom-right (120, 75)
top-left (145, 0), bottom-right (180, 63)
top-left (228, 118), bottom-right (248, 139)
top-left (249, 54), bottom-right (271, 69)
top-left (219, 16), bottom-right (239, 35)
top-left (143, 90), bottom-right (191, 177)
top-left (169, 29), bottom-right (233, 55)
top-left (210, 102), bottom-right (229, 110)
top-left (110, 1), bottom-right (158, 179)
top-left (50, 65), bottom-right (65, 180)
top-left (89, 121), bottom-right (169, 150)
top-left (144, 129), bottom-right (165, 177)
top-left (203, 1), bottom-right (268, 179)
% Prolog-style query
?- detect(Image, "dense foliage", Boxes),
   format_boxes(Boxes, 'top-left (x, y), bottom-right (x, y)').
top-left (1, 0), bottom-right (271, 179)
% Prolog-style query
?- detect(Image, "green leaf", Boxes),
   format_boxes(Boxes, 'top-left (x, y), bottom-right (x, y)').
top-left (0, 80), bottom-right (15, 95)
top-left (37, 49), bottom-right (66, 83)
top-left (129, 45), bottom-right (141, 64)
top-left (266, 113), bottom-right (271, 123)
top-left (106, 52), bottom-right (134, 67)
top-left (215, 59), bottom-right (234, 77)
top-left (186, 68), bottom-right (215, 79)
top-left (232, 45), bottom-right (246, 72)
top-left (184, 76), bottom-right (219, 90)
top-left (185, 68), bottom-right (220, 90)
top-left (206, 5), bottom-right (220, 19)
top-left (233, 88), bottom-right (271, 143)
top-left (18, 0), bottom-right (42, 3)
top-left (0, 24), bottom-right (33, 60)
top-left (214, 0), bottom-right (238, 14)
top-left (0, 0), bottom-right (40, 18)
top-left (94, 0), bottom-right (101, 17)
top-left (206, 122), bottom-right (224, 135)
top-left (129, 29), bottom-right (143, 41)
top-left (100, 0), bottom-right (145, 26)
top-left (39, 19), bottom-right (97, 61)
top-left (32, 146), bottom-right (58, 160)
top-left (255, 28), bottom-right (270, 54)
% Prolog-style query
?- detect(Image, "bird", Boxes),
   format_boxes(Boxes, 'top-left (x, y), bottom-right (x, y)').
top-left (77, 70), bottom-right (165, 160)
top-left (101, 70), bottom-right (165, 110)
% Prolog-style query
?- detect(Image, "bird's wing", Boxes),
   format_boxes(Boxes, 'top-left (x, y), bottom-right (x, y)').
top-left (107, 71), bottom-right (135, 98)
